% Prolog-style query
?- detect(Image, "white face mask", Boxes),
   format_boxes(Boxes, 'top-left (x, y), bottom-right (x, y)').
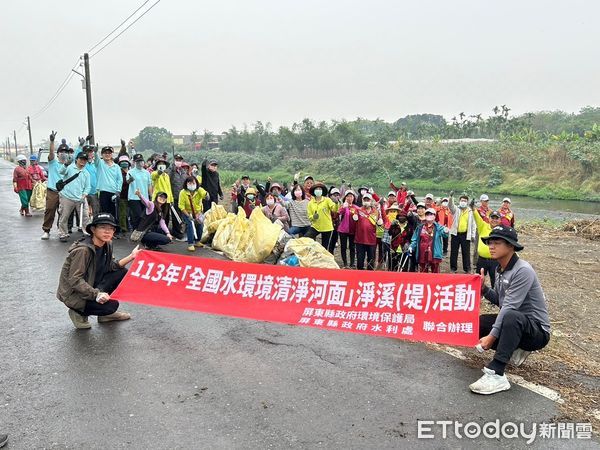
top-left (441, 201), bottom-right (448, 207)
top-left (459, 201), bottom-right (468, 208)
top-left (157, 164), bottom-right (166, 172)
top-left (187, 184), bottom-right (197, 191)
top-left (266, 199), bottom-right (275, 206)
top-left (363, 201), bottom-right (371, 208)
top-left (314, 189), bottom-right (323, 197)
top-left (192, 168), bottom-right (198, 174)
top-left (247, 194), bottom-right (255, 201)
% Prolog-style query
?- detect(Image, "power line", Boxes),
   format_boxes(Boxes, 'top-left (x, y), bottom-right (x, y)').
top-left (87, 0), bottom-right (151, 54)
top-left (31, 58), bottom-right (81, 119)
top-left (90, 0), bottom-right (162, 59)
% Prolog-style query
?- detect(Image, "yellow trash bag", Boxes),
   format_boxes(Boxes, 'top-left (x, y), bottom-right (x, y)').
top-left (200, 203), bottom-right (229, 242)
top-left (236, 208), bottom-right (281, 263)
top-left (285, 238), bottom-right (340, 269)
top-left (222, 207), bottom-right (251, 260)
top-left (211, 213), bottom-right (236, 251)
top-left (30, 182), bottom-right (47, 210)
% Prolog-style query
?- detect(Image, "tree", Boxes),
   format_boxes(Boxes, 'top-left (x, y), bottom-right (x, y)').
top-left (135, 126), bottom-right (173, 152)
top-left (190, 130), bottom-right (199, 150)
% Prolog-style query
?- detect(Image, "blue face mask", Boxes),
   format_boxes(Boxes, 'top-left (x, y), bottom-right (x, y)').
top-left (314, 189), bottom-right (323, 197)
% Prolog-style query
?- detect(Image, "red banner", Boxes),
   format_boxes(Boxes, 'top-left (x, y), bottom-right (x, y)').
top-left (112, 251), bottom-right (481, 347)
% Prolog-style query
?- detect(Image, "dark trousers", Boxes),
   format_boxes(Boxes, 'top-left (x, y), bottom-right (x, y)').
top-left (142, 230), bottom-right (171, 249)
top-left (476, 256), bottom-right (499, 288)
top-left (450, 232), bottom-right (471, 273)
top-left (170, 200), bottom-right (184, 239)
top-left (339, 232), bottom-right (355, 267)
top-left (288, 225), bottom-right (309, 237)
top-left (75, 267), bottom-right (128, 317)
top-left (356, 243), bottom-right (376, 270)
top-left (99, 191), bottom-right (119, 231)
top-left (327, 229), bottom-right (339, 254)
top-left (305, 228), bottom-right (332, 252)
top-left (442, 236), bottom-right (449, 254)
top-left (87, 193), bottom-right (100, 217)
top-left (128, 199), bottom-right (144, 230)
top-left (479, 312), bottom-right (550, 375)
top-left (376, 237), bottom-right (385, 264)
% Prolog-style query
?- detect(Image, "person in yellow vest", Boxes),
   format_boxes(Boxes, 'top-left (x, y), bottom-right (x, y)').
top-left (472, 206), bottom-right (502, 287)
top-left (448, 192), bottom-right (476, 273)
top-left (305, 182), bottom-right (339, 252)
top-left (178, 176), bottom-right (208, 251)
top-left (151, 159), bottom-right (173, 202)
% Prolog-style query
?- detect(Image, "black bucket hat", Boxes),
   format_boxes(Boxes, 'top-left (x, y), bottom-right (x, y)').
top-left (85, 213), bottom-right (118, 235)
top-left (482, 225), bottom-right (524, 251)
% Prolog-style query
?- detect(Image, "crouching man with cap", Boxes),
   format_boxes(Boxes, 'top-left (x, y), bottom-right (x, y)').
top-left (469, 225), bottom-right (551, 395)
top-left (57, 213), bottom-right (139, 329)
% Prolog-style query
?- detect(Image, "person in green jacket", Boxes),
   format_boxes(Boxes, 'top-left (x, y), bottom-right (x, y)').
top-left (305, 182), bottom-right (339, 252)
top-left (472, 204), bottom-right (502, 287)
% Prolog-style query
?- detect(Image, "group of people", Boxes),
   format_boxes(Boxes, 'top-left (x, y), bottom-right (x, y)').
top-left (228, 173), bottom-right (516, 279)
top-left (12, 130), bottom-right (548, 398)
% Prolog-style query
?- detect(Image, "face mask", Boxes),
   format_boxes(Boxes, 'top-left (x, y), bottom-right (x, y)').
top-left (442, 201), bottom-right (448, 207)
top-left (314, 189), bottom-right (322, 197)
top-left (388, 212), bottom-right (398, 221)
top-left (58, 153), bottom-right (67, 162)
top-left (120, 163), bottom-right (129, 169)
top-left (66, 154), bottom-right (74, 163)
top-left (175, 160), bottom-right (183, 168)
top-left (266, 199), bottom-right (275, 206)
top-left (363, 201), bottom-right (371, 208)
top-left (18, 160), bottom-right (26, 166)
top-left (459, 201), bottom-right (468, 208)
top-left (187, 184), bottom-right (197, 191)
top-left (247, 194), bottom-right (255, 201)
top-left (135, 161), bottom-right (144, 169)
top-left (426, 215), bottom-right (435, 222)
top-left (294, 190), bottom-right (302, 198)
top-left (192, 168), bottom-right (198, 174)
top-left (157, 164), bottom-right (166, 172)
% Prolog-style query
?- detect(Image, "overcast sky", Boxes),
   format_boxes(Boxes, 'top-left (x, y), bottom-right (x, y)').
top-left (1, 0), bottom-right (599, 146)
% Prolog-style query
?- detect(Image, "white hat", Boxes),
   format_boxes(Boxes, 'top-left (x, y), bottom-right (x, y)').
top-left (16, 154), bottom-right (27, 161)
top-left (425, 208), bottom-right (437, 215)
top-left (330, 188), bottom-right (340, 195)
top-left (480, 194), bottom-right (489, 201)
top-left (503, 197), bottom-right (511, 203)
top-left (425, 193), bottom-right (434, 200)
top-left (387, 191), bottom-right (396, 197)
top-left (362, 193), bottom-right (373, 200)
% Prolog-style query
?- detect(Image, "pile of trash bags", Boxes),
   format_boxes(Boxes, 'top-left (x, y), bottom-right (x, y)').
top-left (30, 182), bottom-right (47, 210)
top-left (202, 204), bottom-right (339, 269)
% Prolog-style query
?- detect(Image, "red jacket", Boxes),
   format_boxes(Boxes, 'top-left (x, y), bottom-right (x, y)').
top-left (354, 207), bottom-right (379, 246)
top-left (27, 165), bottom-right (46, 182)
top-left (243, 199), bottom-right (261, 218)
top-left (13, 166), bottom-right (33, 191)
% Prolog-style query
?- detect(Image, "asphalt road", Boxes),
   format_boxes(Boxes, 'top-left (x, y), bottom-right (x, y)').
top-left (0, 159), bottom-right (596, 449)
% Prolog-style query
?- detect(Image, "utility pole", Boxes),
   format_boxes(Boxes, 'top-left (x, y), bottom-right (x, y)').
top-left (13, 130), bottom-right (17, 155)
top-left (27, 116), bottom-right (34, 156)
top-left (83, 53), bottom-right (95, 145)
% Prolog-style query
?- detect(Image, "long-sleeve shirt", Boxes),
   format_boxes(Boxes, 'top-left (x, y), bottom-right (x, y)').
top-left (85, 163), bottom-right (97, 195)
top-left (483, 254), bottom-right (551, 339)
top-left (127, 167), bottom-right (152, 201)
top-left (178, 188), bottom-right (208, 216)
top-left (307, 197), bottom-right (338, 232)
top-left (473, 209), bottom-right (493, 259)
top-left (13, 166), bottom-right (33, 191)
top-left (201, 161), bottom-right (223, 198)
top-left (94, 153), bottom-right (122, 193)
top-left (58, 164), bottom-right (91, 202)
top-left (151, 171), bottom-right (174, 203)
top-left (27, 165), bottom-right (46, 182)
top-left (354, 207), bottom-right (379, 245)
top-left (139, 194), bottom-right (169, 234)
top-left (287, 199), bottom-right (310, 227)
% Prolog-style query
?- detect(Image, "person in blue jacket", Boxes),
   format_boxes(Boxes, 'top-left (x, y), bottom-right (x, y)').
top-left (94, 145), bottom-right (123, 232)
top-left (409, 208), bottom-right (449, 273)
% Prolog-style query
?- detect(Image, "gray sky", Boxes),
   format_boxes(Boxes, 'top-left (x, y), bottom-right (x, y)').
top-left (1, 0), bottom-right (599, 146)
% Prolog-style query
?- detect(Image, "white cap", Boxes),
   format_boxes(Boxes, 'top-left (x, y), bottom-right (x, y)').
top-left (503, 197), bottom-right (511, 203)
top-left (425, 208), bottom-right (437, 215)
top-left (362, 193), bottom-right (373, 200)
top-left (330, 188), bottom-right (340, 195)
top-left (387, 191), bottom-right (396, 197)
top-left (16, 154), bottom-right (27, 161)
top-left (425, 193), bottom-right (434, 200)
top-left (480, 194), bottom-right (489, 201)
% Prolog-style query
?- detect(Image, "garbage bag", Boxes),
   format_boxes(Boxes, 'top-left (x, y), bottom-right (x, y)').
top-left (30, 182), bottom-right (47, 210)
top-left (236, 207), bottom-right (281, 263)
top-left (222, 207), bottom-right (251, 260)
top-left (211, 213), bottom-right (236, 251)
top-left (201, 203), bottom-right (228, 242)
top-left (284, 238), bottom-right (340, 269)
top-left (263, 230), bottom-right (294, 265)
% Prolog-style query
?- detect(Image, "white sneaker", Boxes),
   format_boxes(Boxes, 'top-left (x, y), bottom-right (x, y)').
top-left (41, 232), bottom-right (50, 240)
top-left (509, 348), bottom-right (531, 367)
top-left (469, 367), bottom-right (511, 395)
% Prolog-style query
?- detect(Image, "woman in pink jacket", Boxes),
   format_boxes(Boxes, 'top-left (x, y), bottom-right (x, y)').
top-left (336, 190), bottom-right (359, 268)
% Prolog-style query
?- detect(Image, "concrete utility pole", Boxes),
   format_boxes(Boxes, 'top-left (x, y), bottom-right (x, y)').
top-left (83, 53), bottom-right (95, 145)
top-left (27, 116), bottom-right (34, 156)
top-left (13, 130), bottom-right (17, 155)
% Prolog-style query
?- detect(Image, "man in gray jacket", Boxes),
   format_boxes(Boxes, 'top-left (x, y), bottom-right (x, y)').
top-left (469, 225), bottom-right (551, 395)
